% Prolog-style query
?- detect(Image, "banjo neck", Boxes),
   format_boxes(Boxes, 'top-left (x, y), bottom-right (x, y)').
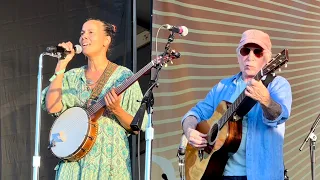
top-left (85, 61), bottom-right (154, 117)
top-left (85, 49), bottom-right (180, 117)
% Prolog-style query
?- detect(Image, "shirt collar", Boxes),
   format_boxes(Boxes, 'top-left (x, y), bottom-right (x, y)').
top-left (232, 72), bottom-right (243, 84)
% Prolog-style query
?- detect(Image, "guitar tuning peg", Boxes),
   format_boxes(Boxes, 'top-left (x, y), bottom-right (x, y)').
top-left (170, 60), bottom-right (173, 64)
top-left (285, 63), bottom-right (288, 68)
top-left (164, 63), bottom-right (168, 67)
top-left (261, 75), bottom-right (267, 81)
top-left (272, 72), bottom-right (276, 76)
top-left (279, 68), bottom-right (281, 72)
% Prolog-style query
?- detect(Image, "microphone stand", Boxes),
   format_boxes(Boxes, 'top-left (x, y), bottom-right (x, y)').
top-left (143, 76), bottom-right (158, 180)
top-left (32, 52), bottom-right (61, 180)
top-left (177, 148), bottom-right (186, 180)
top-left (130, 32), bottom-right (176, 180)
top-left (144, 32), bottom-right (177, 180)
top-left (164, 32), bottom-right (175, 53)
top-left (299, 113), bottom-right (320, 180)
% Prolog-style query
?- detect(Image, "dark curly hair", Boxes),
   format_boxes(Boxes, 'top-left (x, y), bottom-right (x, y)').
top-left (86, 18), bottom-right (117, 51)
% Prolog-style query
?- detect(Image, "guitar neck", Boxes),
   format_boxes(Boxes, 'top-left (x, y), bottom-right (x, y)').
top-left (218, 73), bottom-right (263, 128)
top-left (86, 61), bottom-right (155, 116)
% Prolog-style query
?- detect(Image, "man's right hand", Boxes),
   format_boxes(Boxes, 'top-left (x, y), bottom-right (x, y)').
top-left (186, 128), bottom-right (208, 148)
top-left (182, 116), bottom-right (208, 149)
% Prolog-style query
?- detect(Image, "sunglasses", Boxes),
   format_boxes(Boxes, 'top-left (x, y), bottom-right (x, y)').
top-left (239, 47), bottom-right (263, 58)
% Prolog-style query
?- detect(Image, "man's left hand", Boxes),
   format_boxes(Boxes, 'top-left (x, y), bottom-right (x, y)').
top-left (245, 79), bottom-right (271, 107)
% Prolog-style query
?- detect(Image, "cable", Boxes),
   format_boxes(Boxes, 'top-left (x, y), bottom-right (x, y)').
top-left (155, 25), bottom-right (167, 62)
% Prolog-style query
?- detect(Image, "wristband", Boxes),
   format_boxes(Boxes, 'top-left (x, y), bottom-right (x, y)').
top-left (49, 69), bottom-right (65, 82)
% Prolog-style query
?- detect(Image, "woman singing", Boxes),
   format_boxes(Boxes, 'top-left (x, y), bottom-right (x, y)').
top-left (42, 19), bottom-right (145, 180)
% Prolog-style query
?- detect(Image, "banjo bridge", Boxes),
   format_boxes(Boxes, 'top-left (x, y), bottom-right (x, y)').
top-left (48, 139), bottom-right (56, 149)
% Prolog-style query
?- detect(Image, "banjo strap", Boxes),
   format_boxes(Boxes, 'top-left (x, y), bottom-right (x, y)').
top-left (87, 62), bottom-right (118, 106)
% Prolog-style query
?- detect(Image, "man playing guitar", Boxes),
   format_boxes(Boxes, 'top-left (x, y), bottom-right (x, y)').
top-left (182, 29), bottom-right (292, 180)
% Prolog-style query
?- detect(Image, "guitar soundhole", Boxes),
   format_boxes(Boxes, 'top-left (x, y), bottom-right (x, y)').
top-left (208, 123), bottom-right (219, 145)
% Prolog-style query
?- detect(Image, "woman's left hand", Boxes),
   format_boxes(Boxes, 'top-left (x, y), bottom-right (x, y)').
top-left (104, 88), bottom-right (122, 113)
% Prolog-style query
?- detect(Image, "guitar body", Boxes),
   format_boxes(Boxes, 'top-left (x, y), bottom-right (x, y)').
top-left (185, 101), bottom-right (243, 180)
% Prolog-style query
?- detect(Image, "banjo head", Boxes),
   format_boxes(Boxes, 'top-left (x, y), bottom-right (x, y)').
top-left (49, 107), bottom-right (90, 159)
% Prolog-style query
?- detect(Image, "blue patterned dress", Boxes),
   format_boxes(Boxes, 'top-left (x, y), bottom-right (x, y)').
top-left (41, 65), bottom-right (146, 180)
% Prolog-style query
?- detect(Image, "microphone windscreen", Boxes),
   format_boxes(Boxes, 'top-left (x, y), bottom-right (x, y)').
top-left (180, 26), bottom-right (188, 36)
top-left (74, 44), bottom-right (82, 54)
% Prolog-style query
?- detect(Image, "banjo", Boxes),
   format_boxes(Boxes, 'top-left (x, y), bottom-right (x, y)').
top-left (48, 50), bottom-right (181, 161)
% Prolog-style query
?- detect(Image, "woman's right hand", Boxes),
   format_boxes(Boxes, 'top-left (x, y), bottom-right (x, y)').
top-left (57, 41), bottom-right (76, 64)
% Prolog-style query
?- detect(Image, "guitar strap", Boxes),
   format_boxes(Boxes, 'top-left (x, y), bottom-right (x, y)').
top-left (87, 62), bottom-right (118, 106)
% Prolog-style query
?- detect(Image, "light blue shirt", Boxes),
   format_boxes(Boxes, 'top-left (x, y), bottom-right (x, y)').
top-left (182, 73), bottom-right (292, 180)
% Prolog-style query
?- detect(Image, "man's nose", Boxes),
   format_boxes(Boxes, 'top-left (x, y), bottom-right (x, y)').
top-left (247, 51), bottom-right (256, 61)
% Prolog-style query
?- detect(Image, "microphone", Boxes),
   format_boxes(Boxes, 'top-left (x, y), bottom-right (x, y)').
top-left (163, 24), bottom-right (188, 36)
top-left (46, 44), bottom-right (82, 54)
top-left (178, 134), bottom-right (188, 155)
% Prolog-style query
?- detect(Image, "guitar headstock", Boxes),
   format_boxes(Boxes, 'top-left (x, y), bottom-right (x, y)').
top-left (258, 49), bottom-right (289, 79)
top-left (153, 49), bottom-right (181, 67)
